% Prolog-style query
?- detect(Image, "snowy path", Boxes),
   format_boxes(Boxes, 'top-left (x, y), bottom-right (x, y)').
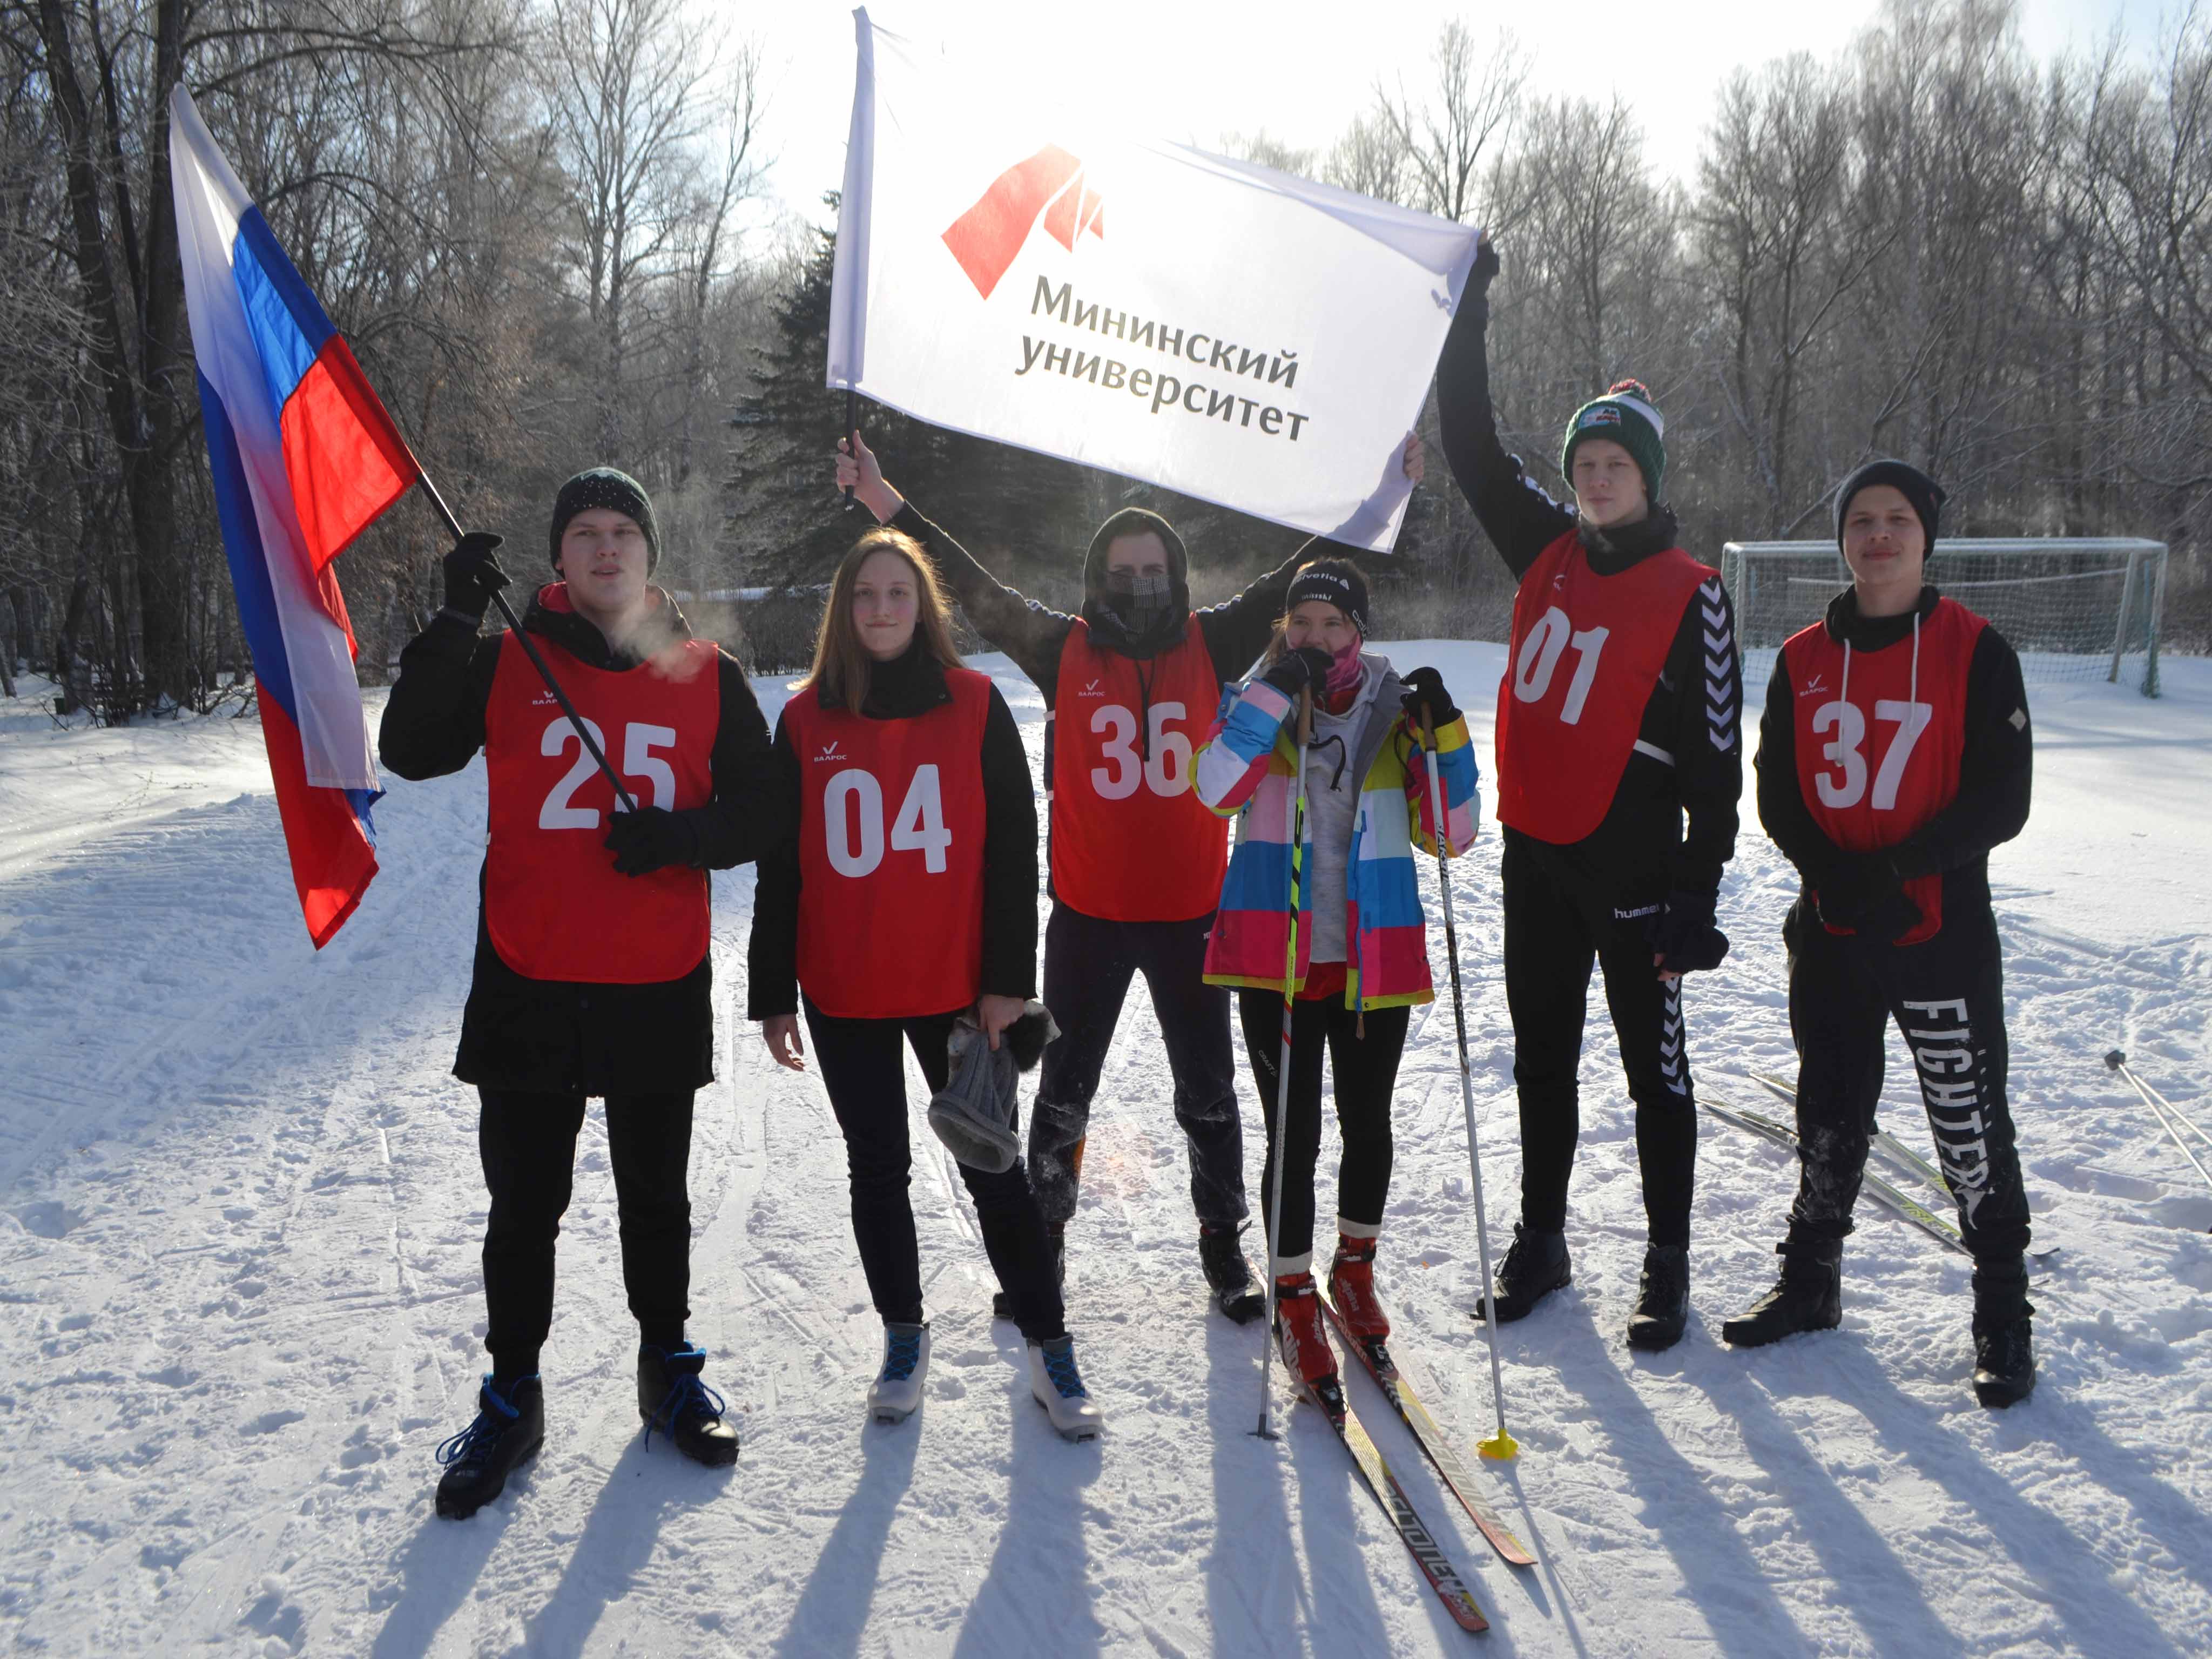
top-left (1, 648), bottom-right (2208, 1657)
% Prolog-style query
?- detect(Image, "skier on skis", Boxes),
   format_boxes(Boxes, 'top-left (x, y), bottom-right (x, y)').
top-left (748, 527), bottom-right (1103, 1439)
top-left (833, 431), bottom-right (1424, 1324)
top-left (1193, 557), bottom-right (1480, 1392)
top-left (1437, 234), bottom-right (1743, 1350)
top-left (1723, 460), bottom-right (2038, 1407)
top-left (380, 469), bottom-right (772, 1519)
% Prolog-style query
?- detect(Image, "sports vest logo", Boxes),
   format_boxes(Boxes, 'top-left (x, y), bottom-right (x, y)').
top-left (1803, 673), bottom-right (1828, 696)
top-left (1078, 678), bottom-right (1103, 697)
top-left (814, 741), bottom-right (844, 764)
top-left (942, 145), bottom-right (1105, 300)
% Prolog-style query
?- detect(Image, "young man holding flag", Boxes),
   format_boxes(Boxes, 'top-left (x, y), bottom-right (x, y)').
top-left (380, 470), bottom-right (786, 1516)
top-left (833, 433), bottom-right (1422, 1324)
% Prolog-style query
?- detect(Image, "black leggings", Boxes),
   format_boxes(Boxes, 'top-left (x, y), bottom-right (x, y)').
top-left (1502, 829), bottom-right (1699, 1246)
top-left (478, 1087), bottom-right (694, 1378)
top-left (1237, 989), bottom-right (1410, 1271)
top-left (804, 999), bottom-right (1067, 1343)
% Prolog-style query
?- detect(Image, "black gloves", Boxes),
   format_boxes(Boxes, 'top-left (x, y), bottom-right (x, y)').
top-left (442, 531), bottom-right (510, 623)
top-left (1647, 889), bottom-right (1730, 975)
top-left (1468, 234), bottom-right (1499, 299)
top-left (1260, 645), bottom-right (1333, 699)
top-left (1399, 666), bottom-right (1459, 730)
top-left (604, 806), bottom-right (702, 876)
top-left (1815, 855), bottom-right (1923, 943)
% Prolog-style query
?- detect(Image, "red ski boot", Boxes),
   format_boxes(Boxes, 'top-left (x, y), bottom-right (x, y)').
top-left (1272, 1273), bottom-right (1339, 1391)
top-left (1327, 1235), bottom-right (1393, 1375)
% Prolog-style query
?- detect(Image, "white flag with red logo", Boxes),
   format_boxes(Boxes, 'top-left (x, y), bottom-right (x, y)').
top-left (828, 9), bottom-right (1482, 552)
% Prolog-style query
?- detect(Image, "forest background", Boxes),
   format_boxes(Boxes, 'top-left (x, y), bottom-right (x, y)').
top-left (3, 0), bottom-right (2207, 712)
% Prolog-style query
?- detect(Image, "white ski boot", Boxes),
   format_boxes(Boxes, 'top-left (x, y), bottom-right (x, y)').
top-left (1026, 1335), bottom-right (1103, 1441)
top-left (867, 1321), bottom-right (929, 1423)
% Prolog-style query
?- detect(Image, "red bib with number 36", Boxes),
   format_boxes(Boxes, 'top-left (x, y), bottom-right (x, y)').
top-left (483, 624), bottom-right (719, 983)
top-left (1783, 597), bottom-right (1985, 945)
top-left (785, 668), bottom-right (993, 1018)
top-left (1049, 616), bottom-right (1226, 922)
top-left (1494, 529), bottom-right (1715, 844)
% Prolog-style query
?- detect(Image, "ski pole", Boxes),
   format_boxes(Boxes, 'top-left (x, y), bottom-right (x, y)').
top-left (415, 468), bottom-right (636, 813)
top-left (2106, 1050), bottom-right (2212, 1193)
top-left (1420, 704), bottom-right (1517, 1461)
top-left (2107, 1050), bottom-right (2211, 1149)
top-left (1256, 685), bottom-right (1313, 1442)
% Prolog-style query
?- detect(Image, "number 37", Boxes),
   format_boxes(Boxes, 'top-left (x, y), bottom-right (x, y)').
top-left (1811, 699), bottom-right (1932, 811)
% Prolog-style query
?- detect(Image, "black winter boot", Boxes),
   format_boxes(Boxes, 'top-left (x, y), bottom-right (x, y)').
top-left (1474, 1224), bottom-right (1572, 1324)
top-left (1199, 1225), bottom-right (1265, 1324)
top-left (638, 1344), bottom-right (739, 1465)
top-left (1722, 1239), bottom-right (1842, 1348)
top-left (993, 1228), bottom-right (1065, 1321)
top-left (435, 1374), bottom-right (544, 1520)
top-left (1971, 1258), bottom-right (2036, 1408)
top-left (1625, 1244), bottom-right (1689, 1351)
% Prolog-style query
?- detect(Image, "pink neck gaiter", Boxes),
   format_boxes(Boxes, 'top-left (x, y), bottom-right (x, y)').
top-left (1320, 637), bottom-right (1365, 711)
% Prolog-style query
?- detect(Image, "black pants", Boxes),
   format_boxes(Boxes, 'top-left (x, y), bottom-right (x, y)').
top-left (1783, 898), bottom-right (2031, 1261)
top-left (1501, 828), bottom-right (1698, 1247)
top-left (804, 999), bottom-right (1067, 1343)
top-left (1029, 901), bottom-right (1246, 1233)
top-left (479, 1087), bottom-right (694, 1377)
top-left (1237, 989), bottom-right (1410, 1269)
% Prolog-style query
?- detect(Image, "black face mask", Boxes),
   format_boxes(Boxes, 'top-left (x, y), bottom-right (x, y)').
top-left (1102, 570), bottom-right (1176, 638)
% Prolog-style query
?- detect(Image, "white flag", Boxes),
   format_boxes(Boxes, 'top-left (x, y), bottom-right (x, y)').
top-left (828, 10), bottom-right (1481, 552)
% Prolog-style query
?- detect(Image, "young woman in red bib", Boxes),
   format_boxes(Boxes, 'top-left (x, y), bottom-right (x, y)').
top-left (381, 469), bottom-right (779, 1518)
top-left (1725, 461), bottom-right (2038, 1408)
top-left (1438, 236), bottom-right (1743, 1351)
top-left (748, 528), bottom-right (1103, 1439)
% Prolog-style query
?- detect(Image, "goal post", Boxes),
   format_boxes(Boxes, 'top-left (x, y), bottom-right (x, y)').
top-left (1717, 538), bottom-right (2168, 697)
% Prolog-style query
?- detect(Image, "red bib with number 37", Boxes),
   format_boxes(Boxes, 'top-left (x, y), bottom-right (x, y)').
top-left (1494, 530), bottom-right (1715, 844)
top-left (483, 625), bottom-right (719, 983)
top-left (1049, 616), bottom-right (1227, 922)
top-left (1783, 597), bottom-right (1985, 945)
top-left (785, 668), bottom-right (993, 1019)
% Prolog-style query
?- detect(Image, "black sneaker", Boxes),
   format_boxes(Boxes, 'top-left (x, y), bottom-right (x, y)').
top-left (1625, 1244), bottom-right (1689, 1351)
top-left (638, 1344), bottom-right (739, 1466)
top-left (1971, 1318), bottom-right (2036, 1408)
top-left (1722, 1240), bottom-right (1843, 1348)
top-left (435, 1375), bottom-right (544, 1520)
top-left (1474, 1224), bottom-right (1571, 1323)
top-left (1199, 1225), bottom-right (1265, 1324)
top-left (993, 1229), bottom-right (1065, 1321)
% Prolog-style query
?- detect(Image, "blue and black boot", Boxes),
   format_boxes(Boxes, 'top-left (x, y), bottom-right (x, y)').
top-left (638, 1343), bottom-right (740, 1465)
top-left (435, 1374), bottom-right (544, 1520)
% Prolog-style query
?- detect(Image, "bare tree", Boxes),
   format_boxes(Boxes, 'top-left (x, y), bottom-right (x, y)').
top-left (1370, 21), bottom-right (1526, 224)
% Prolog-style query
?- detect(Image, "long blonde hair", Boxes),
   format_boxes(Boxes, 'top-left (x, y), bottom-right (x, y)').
top-left (802, 528), bottom-right (964, 713)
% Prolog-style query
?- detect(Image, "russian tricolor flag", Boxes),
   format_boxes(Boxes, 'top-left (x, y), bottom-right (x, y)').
top-left (169, 86), bottom-right (420, 947)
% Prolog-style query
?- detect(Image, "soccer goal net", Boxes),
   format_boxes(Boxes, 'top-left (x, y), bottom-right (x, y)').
top-left (1718, 538), bottom-right (2168, 697)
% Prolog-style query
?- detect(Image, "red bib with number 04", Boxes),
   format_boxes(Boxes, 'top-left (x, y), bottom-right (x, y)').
top-left (785, 668), bottom-right (993, 1019)
top-left (482, 626), bottom-right (719, 983)
top-left (1783, 597), bottom-right (1984, 945)
top-left (1494, 530), bottom-right (1715, 844)
top-left (1049, 616), bottom-right (1227, 922)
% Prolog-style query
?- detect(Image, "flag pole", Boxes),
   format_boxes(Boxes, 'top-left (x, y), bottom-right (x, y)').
top-left (413, 468), bottom-right (636, 813)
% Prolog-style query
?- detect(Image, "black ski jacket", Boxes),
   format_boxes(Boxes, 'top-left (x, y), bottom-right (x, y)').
top-left (745, 643), bottom-right (1038, 1019)
top-left (379, 586), bottom-right (783, 1094)
top-left (1436, 296), bottom-right (1743, 896)
top-left (1756, 584), bottom-right (2033, 915)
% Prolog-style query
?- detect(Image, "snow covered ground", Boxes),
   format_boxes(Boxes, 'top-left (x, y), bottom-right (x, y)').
top-left (1, 643), bottom-right (2207, 1658)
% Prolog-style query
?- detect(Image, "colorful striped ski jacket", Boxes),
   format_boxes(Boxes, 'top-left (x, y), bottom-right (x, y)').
top-left (1195, 656), bottom-right (1481, 1011)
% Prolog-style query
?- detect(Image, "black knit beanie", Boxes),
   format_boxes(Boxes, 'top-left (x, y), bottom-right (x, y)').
top-left (550, 467), bottom-right (659, 571)
top-left (1835, 460), bottom-right (1944, 552)
top-left (1286, 557), bottom-right (1371, 636)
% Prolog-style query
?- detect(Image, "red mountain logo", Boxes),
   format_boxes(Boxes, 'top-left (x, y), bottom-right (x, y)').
top-left (942, 145), bottom-right (1104, 300)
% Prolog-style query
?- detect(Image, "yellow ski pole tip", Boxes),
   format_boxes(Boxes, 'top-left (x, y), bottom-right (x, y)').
top-left (1478, 1433), bottom-right (1520, 1461)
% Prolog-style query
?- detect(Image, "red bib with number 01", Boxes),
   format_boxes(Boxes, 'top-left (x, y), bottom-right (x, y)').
top-left (1494, 529), bottom-right (1715, 844)
top-left (786, 668), bottom-right (993, 1019)
top-left (1049, 616), bottom-right (1227, 922)
top-left (1783, 597), bottom-right (1984, 945)
top-left (482, 626), bottom-right (719, 983)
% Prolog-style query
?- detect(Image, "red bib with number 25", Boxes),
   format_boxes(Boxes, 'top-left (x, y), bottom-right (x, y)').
top-left (483, 621), bottom-right (719, 983)
top-left (785, 668), bottom-right (993, 1019)
top-left (1050, 616), bottom-right (1226, 922)
top-left (1783, 597), bottom-right (1984, 945)
top-left (1494, 529), bottom-right (1715, 845)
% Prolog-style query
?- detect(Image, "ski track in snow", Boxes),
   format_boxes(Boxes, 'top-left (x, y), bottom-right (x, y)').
top-left (1, 645), bottom-right (2207, 1658)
